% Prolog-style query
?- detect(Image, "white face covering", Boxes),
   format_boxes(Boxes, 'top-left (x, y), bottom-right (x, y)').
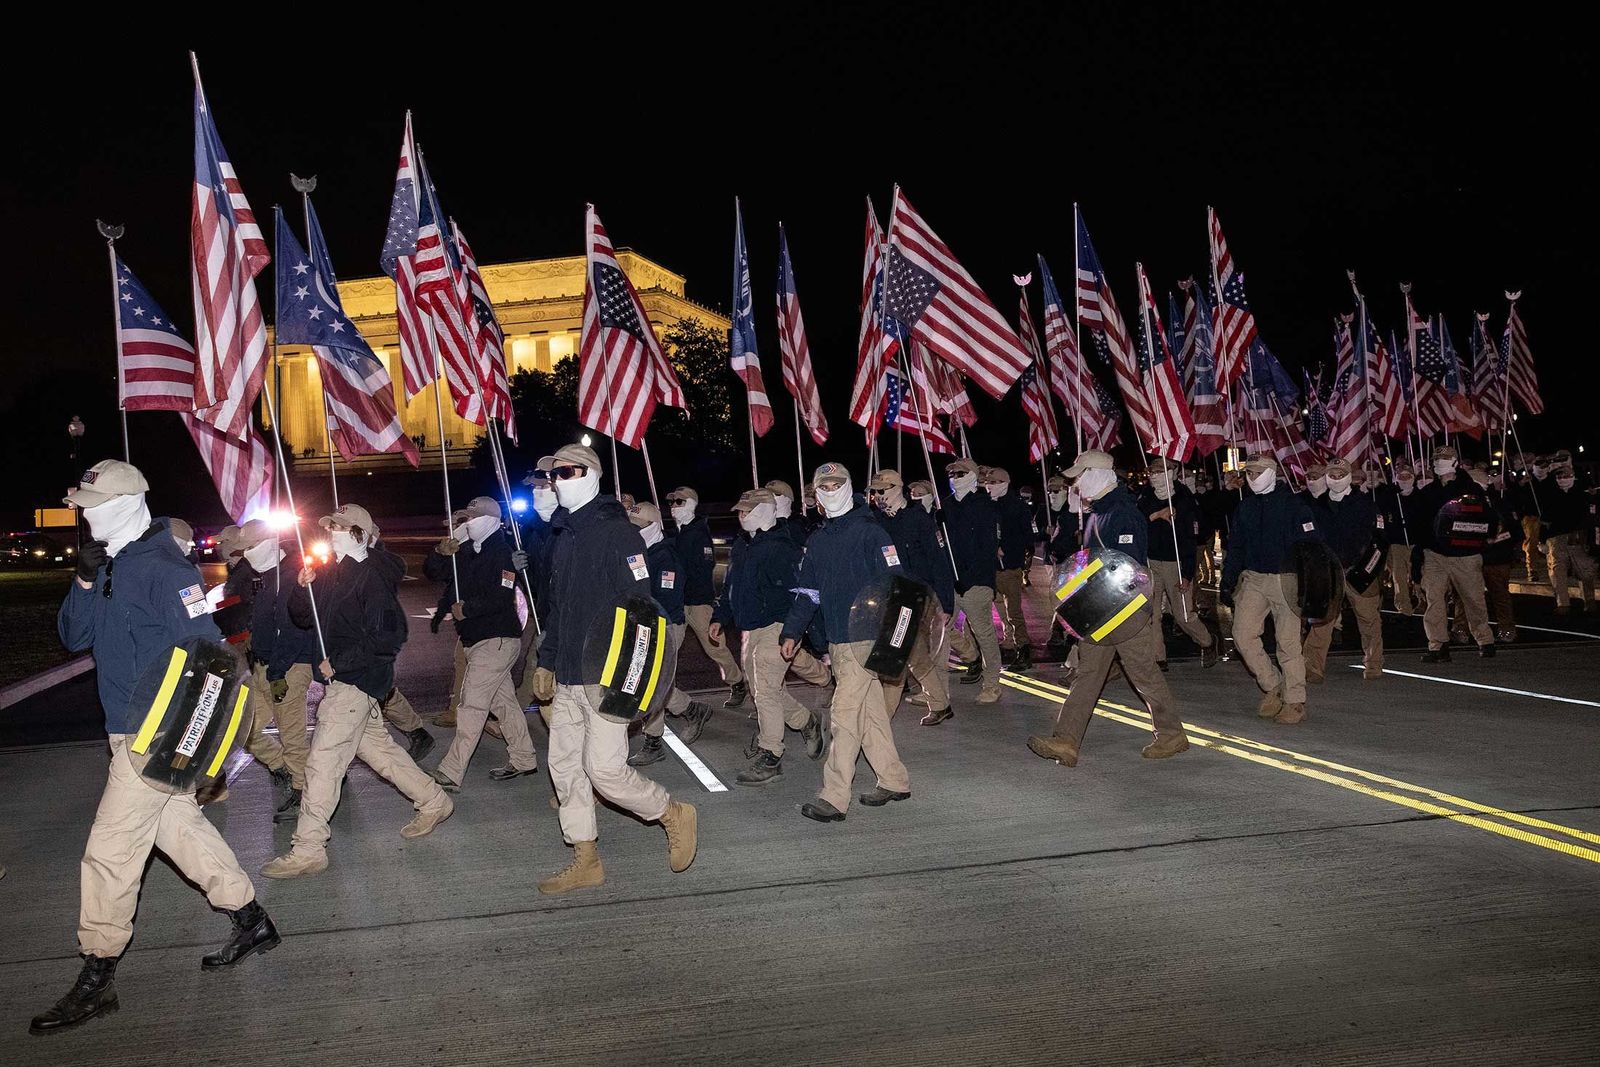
top-left (877, 486), bottom-right (906, 514)
top-left (1434, 460), bottom-right (1458, 478)
top-left (1248, 469), bottom-right (1277, 495)
top-left (1468, 470), bottom-right (1492, 489)
top-left (914, 494), bottom-right (934, 513)
top-left (1076, 467), bottom-right (1118, 502)
top-left (330, 528), bottom-right (368, 562)
top-left (532, 485), bottom-right (558, 521)
top-left (556, 469), bottom-right (601, 512)
top-left (772, 494), bottom-right (793, 519)
top-left (950, 472), bottom-right (978, 499)
top-left (1048, 490), bottom-right (1068, 512)
top-left (1557, 474), bottom-right (1576, 491)
top-left (986, 481), bottom-right (1009, 500)
top-left (640, 521), bottom-right (664, 547)
top-left (739, 502), bottom-right (776, 533)
top-left (1308, 476), bottom-right (1327, 498)
top-left (670, 501), bottom-right (696, 526)
top-left (817, 481), bottom-right (854, 518)
top-left (84, 494), bottom-right (152, 558)
top-left (465, 514), bottom-right (500, 547)
top-left (244, 539), bottom-right (282, 572)
top-left (1327, 475), bottom-right (1352, 501)
top-left (1068, 488), bottom-right (1086, 514)
top-left (1149, 472), bottom-right (1173, 501)
top-left (1398, 477), bottom-right (1415, 496)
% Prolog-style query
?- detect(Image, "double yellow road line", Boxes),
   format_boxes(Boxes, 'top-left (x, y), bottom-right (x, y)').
top-left (998, 670), bottom-right (1600, 866)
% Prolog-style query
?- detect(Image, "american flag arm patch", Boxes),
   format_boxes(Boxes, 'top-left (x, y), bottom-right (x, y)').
top-left (626, 553), bottom-right (649, 581)
top-left (661, 570), bottom-right (676, 589)
top-left (1302, 522), bottom-right (1315, 532)
top-left (501, 570), bottom-right (515, 588)
top-left (179, 584), bottom-right (213, 619)
top-left (882, 544), bottom-right (901, 567)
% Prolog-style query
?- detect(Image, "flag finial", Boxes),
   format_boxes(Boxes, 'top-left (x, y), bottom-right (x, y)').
top-left (290, 174), bottom-right (317, 194)
top-left (96, 220), bottom-right (123, 242)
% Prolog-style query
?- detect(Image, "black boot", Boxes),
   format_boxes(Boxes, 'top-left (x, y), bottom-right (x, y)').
top-left (405, 728), bottom-right (435, 762)
top-left (678, 701), bottom-right (714, 745)
top-left (1013, 645), bottom-right (1034, 671)
top-left (959, 660), bottom-right (983, 685)
top-left (29, 955), bottom-right (118, 1034)
top-left (735, 750), bottom-right (783, 785)
top-left (723, 680), bottom-right (749, 709)
top-left (627, 736), bottom-right (666, 767)
top-left (269, 766), bottom-right (292, 801)
top-left (1421, 646), bottom-right (1452, 663)
top-left (201, 900), bottom-right (281, 970)
top-left (273, 786), bottom-right (302, 824)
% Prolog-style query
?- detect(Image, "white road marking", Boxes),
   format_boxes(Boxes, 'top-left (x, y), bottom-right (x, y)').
top-left (1379, 608), bottom-right (1600, 640)
top-left (662, 725), bottom-right (728, 792)
top-left (1347, 665), bottom-right (1600, 708)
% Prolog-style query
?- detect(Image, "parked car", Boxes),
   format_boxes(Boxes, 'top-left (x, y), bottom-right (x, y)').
top-left (0, 532), bottom-right (74, 568)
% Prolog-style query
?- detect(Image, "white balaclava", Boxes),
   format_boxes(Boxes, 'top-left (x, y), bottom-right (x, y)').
top-left (950, 470), bottom-right (978, 500)
top-left (330, 527), bottom-right (368, 562)
top-left (244, 539), bottom-right (282, 572)
top-left (817, 479), bottom-right (854, 518)
top-left (1434, 457), bottom-right (1458, 478)
top-left (1327, 473), bottom-right (1353, 502)
top-left (1397, 470), bottom-right (1415, 496)
top-left (877, 484), bottom-right (907, 514)
top-left (1248, 468), bottom-right (1277, 495)
top-left (1048, 489), bottom-right (1069, 512)
top-left (640, 521), bottom-right (664, 547)
top-left (1149, 470), bottom-right (1173, 501)
top-left (772, 493), bottom-right (793, 519)
top-left (465, 514), bottom-right (500, 549)
top-left (670, 497), bottom-right (697, 526)
top-left (1308, 475), bottom-right (1328, 498)
top-left (84, 494), bottom-right (152, 558)
top-left (739, 502), bottom-right (776, 533)
top-left (914, 492), bottom-right (934, 514)
top-left (1068, 488), bottom-right (1086, 514)
top-left (986, 478), bottom-right (1010, 500)
top-left (1076, 467), bottom-right (1118, 502)
top-left (532, 484), bottom-right (558, 521)
top-left (557, 468), bottom-right (601, 512)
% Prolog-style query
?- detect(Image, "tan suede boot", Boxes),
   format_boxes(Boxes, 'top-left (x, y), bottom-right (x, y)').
top-left (537, 841), bottom-right (604, 895)
top-left (1026, 735), bottom-right (1079, 767)
top-left (1257, 686), bottom-right (1285, 719)
top-left (1274, 703), bottom-right (1307, 725)
top-left (1141, 732), bottom-right (1191, 759)
top-left (661, 801), bottom-right (699, 873)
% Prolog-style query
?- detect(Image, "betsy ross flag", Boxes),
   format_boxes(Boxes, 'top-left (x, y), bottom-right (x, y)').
top-left (1015, 281), bottom-right (1059, 462)
top-left (1177, 279), bottom-right (1226, 456)
top-left (883, 189), bottom-right (1031, 399)
top-left (1077, 209), bottom-right (1153, 444)
top-left (729, 200), bottom-right (773, 437)
top-left (1435, 315), bottom-right (1482, 438)
top-left (452, 223), bottom-right (517, 442)
top-left (274, 207), bottom-right (419, 468)
top-left (578, 205), bottom-right (686, 449)
top-left (1134, 263), bottom-right (1196, 462)
top-left (116, 257), bottom-right (198, 411)
top-left (189, 63), bottom-right (268, 441)
top-left (1208, 207), bottom-right (1259, 391)
top-left (775, 224), bottom-right (827, 445)
top-left (1503, 293), bottom-right (1543, 415)
top-left (881, 363), bottom-right (953, 454)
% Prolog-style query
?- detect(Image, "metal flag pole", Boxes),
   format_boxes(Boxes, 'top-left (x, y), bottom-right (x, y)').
top-left (1134, 265), bottom-right (1190, 621)
top-left (292, 174), bottom-right (340, 511)
top-left (1501, 292), bottom-right (1541, 522)
top-left (792, 402), bottom-right (806, 508)
top-left (905, 341), bottom-right (961, 585)
top-left (1070, 212), bottom-right (1087, 457)
top-left (1015, 272), bottom-right (1055, 518)
top-left (639, 439), bottom-right (662, 511)
top-left (98, 220), bottom-right (131, 462)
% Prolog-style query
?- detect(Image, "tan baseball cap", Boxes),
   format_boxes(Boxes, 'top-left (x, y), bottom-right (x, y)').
top-left (764, 479), bottom-right (794, 500)
top-left (320, 503), bottom-right (376, 533)
top-left (169, 517), bottom-right (194, 545)
top-left (1046, 474), bottom-right (1068, 491)
top-left (538, 443), bottom-right (603, 476)
top-left (733, 488), bottom-right (776, 512)
top-left (1244, 453), bottom-right (1278, 474)
top-left (213, 524), bottom-right (243, 558)
top-left (1306, 464), bottom-right (1329, 479)
top-left (233, 519), bottom-right (273, 555)
top-left (1063, 450), bottom-right (1114, 478)
top-left (982, 466), bottom-right (1011, 485)
top-left (907, 479), bottom-right (935, 499)
top-left (628, 501), bottom-right (662, 527)
top-left (946, 457), bottom-right (979, 477)
top-left (454, 496), bottom-right (501, 522)
top-left (1325, 458), bottom-right (1353, 477)
top-left (867, 469), bottom-right (903, 491)
top-left (667, 486), bottom-right (699, 505)
top-left (813, 462), bottom-right (850, 488)
top-left (65, 459), bottom-right (149, 508)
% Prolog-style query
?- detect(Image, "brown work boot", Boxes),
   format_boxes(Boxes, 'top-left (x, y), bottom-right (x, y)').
top-left (976, 685), bottom-right (1002, 704)
top-left (1257, 686), bottom-right (1285, 719)
top-left (537, 841), bottom-right (604, 895)
top-left (660, 800), bottom-right (699, 873)
top-left (401, 794), bottom-right (454, 839)
top-left (484, 718), bottom-right (504, 740)
top-left (1274, 703), bottom-right (1307, 725)
top-left (434, 708), bottom-right (458, 728)
top-left (261, 851), bottom-right (328, 880)
top-left (1026, 735), bottom-right (1079, 767)
top-left (1141, 732), bottom-right (1190, 759)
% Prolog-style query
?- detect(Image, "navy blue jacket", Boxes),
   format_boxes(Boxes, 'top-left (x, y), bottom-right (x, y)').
top-left (1140, 484), bottom-right (1201, 579)
top-left (1045, 505), bottom-right (1080, 565)
top-left (424, 528), bottom-right (522, 646)
top-left (872, 503), bottom-right (955, 613)
top-left (714, 526), bottom-right (803, 631)
top-left (519, 511), bottom-right (561, 627)
top-left (1371, 483), bottom-right (1412, 546)
top-left (58, 518), bottom-right (221, 735)
top-left (291, 548), bottom-right (409, 700)
top-left (1544, 481), bottom-right (1591, 537)
top-left (774, 517), bottom-right (808, 552)
top-left (1413, 471), bottom-right (1482, 553)
top-left (1222, 485), bottom-right (1321, 592)
top-left (1080, 486), bottom-right (1149, 565)
top-left (940, 489), bottom-right (998, 593)
top-left (644, 537), bottom-right (686, 625)
top-left (673, 517), bottom-right (718, 606)
top-left (1311, 491), bottom-right (1379, 567)
top-left (783, 505), bottom-right (904, 645)
top-left (994, 492), bottom-right (1035, 571)
top-left (538, 497), bottom-right (651, 684)
top-left (1198, 487), bottom-right (1239, 547)
top-left (242, 557), bottom-right (317, 681)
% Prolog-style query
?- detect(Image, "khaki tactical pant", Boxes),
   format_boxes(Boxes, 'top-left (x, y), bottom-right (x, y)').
top-left (247, 661), bottom-right (311, 790)
top-left (1303, 578), bottom-right (1384, 679)
top-left (949, 585), bottom-right (1003, 689)
top-left (1547, 532), bottom-right (1598, 609)
top-left (737, 622), bottom-right (828, 757)
top-left (1050, 612), bottom-right (1184, 748)
top-left (1482, 561), bottom-right (1516, 638)
top-left (436, 636), bottom-right (540, 785)
top-left (1232, 570), bottom-right (1308, 705)
top-left (290, 681), bottom-right (449, 861)
top-left (686, 603), bottom-right (744, 685)
top-left (905, 604), bottom-right (952, 713)
top-left (993, 568), bottom-right (1030, 649)
top-left (79, 737), bottom-right (255, 958)
top-left (818, 641), bottom-right (909, 813)
top-left (1422, 550), bottom-right (1493, 648)
top-left (548, 683), bottom-right (670, 844)
top-left (380, 686), bottom-right (425, 733)
top-left (642, 622), bottom-right (699, 740)
top-left (1388, 543), bottom-right (1415, 614)
top-left (1148, 559), bottom-right (1214, 662)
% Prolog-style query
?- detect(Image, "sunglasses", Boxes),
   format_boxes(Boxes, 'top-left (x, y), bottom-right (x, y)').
top-left (551, 464), bottom-right (589, 481)
top-left (666, 497), bottom-right (690, 507)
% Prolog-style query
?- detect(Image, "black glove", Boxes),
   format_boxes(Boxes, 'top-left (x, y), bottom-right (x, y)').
top-left (511, 548), bottom-right (529, 571)
top-left (77, 540), bottom-right (107, 583)
top-left (430, 610), bottom-right (444, 634)
top-left (1219, 586), bottom-right (1234, 609)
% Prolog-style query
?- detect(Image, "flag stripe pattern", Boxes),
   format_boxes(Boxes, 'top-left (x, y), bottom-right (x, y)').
top-left (1178, 280), bottom-right (1226, 456)
top-left (775, 225), bottom-right (828, 445)
top-left (1016, 286), bottom-right (1059, 462)
top-left (729, 201), bottom-right (774, 437)
top-left (1208, 207), bottom-right (1259, 392)
top-left (851, 201), bottom-right (896, 434)
top-left (454, 224), bottom-right (517, 442)
top-left (116, 256), bottom-right (198, 411)
top-left (1504, 297), bottom-right (1543, 416)
top-left (1134, 264), bottom-right (1196, 462)
top-left (1039, 253), bottom-right (1117, 450)
top-left (1077, 209), bottom-right (1153, 444)
top-left (380, 114), bottom-right (437, 399)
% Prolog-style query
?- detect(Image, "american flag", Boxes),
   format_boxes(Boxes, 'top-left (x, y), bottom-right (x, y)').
top-left (578, 205), bottom-right (686, 449)
top-left (1404, 291), bottom-right (1451, 438)
top-left (379, 113), bottom-right (436, 398)
top-left (1328, 314), bottom-right (1374, 465)
top-left (1076, 209), bottom-right (1153, 443)
top-left (274, 206), bottom-right (419, 468)
top-left (1086, 377), bottom-right (1124, 451)
top-left (1470, 311), bottom-right (1506, 429)
top-left (1177, 279), bottom-right (1226, 456)
top-left (1039, 253), bottom-right (1116, 450)
top-left (1207, 207), bottom-right (1258, 392)
top-left (881, 364), bottom-right (953, 454)
top-left (1503, 294), bottom-right (1543, 415)
top-left (850, 200), bottom-right (897, 434)
top-left (1134, 263), bottom-right (1196, 462)
top-left (775, 224), bottom-right (828, 445)
top-left (1016, 284), bottom-right (1059, 462)
top-left (182, 414), bottom-right (275, 523)
top-left (452, 223), bottom-right (517, 442)
top-left (188, 70), bottom-right (268, 441)
top-left (922, 344), bottom-right (978, 428)
top-left (1166, 291), bottom-right (1188, 380)
top-left (729, 200), bottom-right (774, 437)
top-left (115, 257), bottom-right (197, 411)
top-left (884, 189), bottom-right (1031, 399)
top-left (413, 156), bottom-right (483, 426)
top-left (1436, 315), bottom-right (1482, 438)
top-left (1355, 300), bottom-right (1407, 440)
top-left (1304, 369), bottom-right (1331, 450)
top-left (1239, 340), bottom-right (1313, 478)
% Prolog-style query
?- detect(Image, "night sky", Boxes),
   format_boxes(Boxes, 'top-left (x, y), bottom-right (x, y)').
top-left (1, 11), bottom-right (1588, 527)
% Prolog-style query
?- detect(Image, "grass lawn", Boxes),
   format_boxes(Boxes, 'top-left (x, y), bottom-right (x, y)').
top-left (0, 569), bottom-right (80, 689)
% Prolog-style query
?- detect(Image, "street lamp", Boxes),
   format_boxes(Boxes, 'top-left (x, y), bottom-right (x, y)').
top-left (67, 415), bottom-right (85, 462)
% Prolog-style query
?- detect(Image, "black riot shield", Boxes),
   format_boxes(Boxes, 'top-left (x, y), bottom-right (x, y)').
top-left (1345, 537), bottom-right (1389, 594)
top-left (846, 574), bottom-right (930, 678)
top-left (1432, 495), bottom-right (1502, 557)
top-left (1050, 548), bottom-right (1152, 645)
top-left (1294, 539), bottom-right (1346, 625)
top-left (582, 595), bottom-right (678, 725)
top-left (126, 638), bottom-right (252, 794)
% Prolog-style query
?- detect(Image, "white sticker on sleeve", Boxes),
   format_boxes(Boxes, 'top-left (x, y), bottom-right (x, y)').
top-left (703, 546), bottom-right (714, 559)
top-left (626, 553), bottom-right (649, 581)
top-left (1376, 517), bottom-right (1386, 530)
top-left (882, 544), bottom-right (901, 567)
top-left (501, 569), bottom-right (516, 589)
top-left (661, 570), bottom-right (676, 589)
top-left (180, 584), bottom-right (214, 619)
top-left (1302, 522), bottom-right (1315, 532)
top-left (1118, 534), bottom-right (1134, 544)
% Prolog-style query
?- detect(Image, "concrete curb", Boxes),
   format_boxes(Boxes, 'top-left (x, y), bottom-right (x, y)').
top-left (0, 656), bottom-right (93, 710)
